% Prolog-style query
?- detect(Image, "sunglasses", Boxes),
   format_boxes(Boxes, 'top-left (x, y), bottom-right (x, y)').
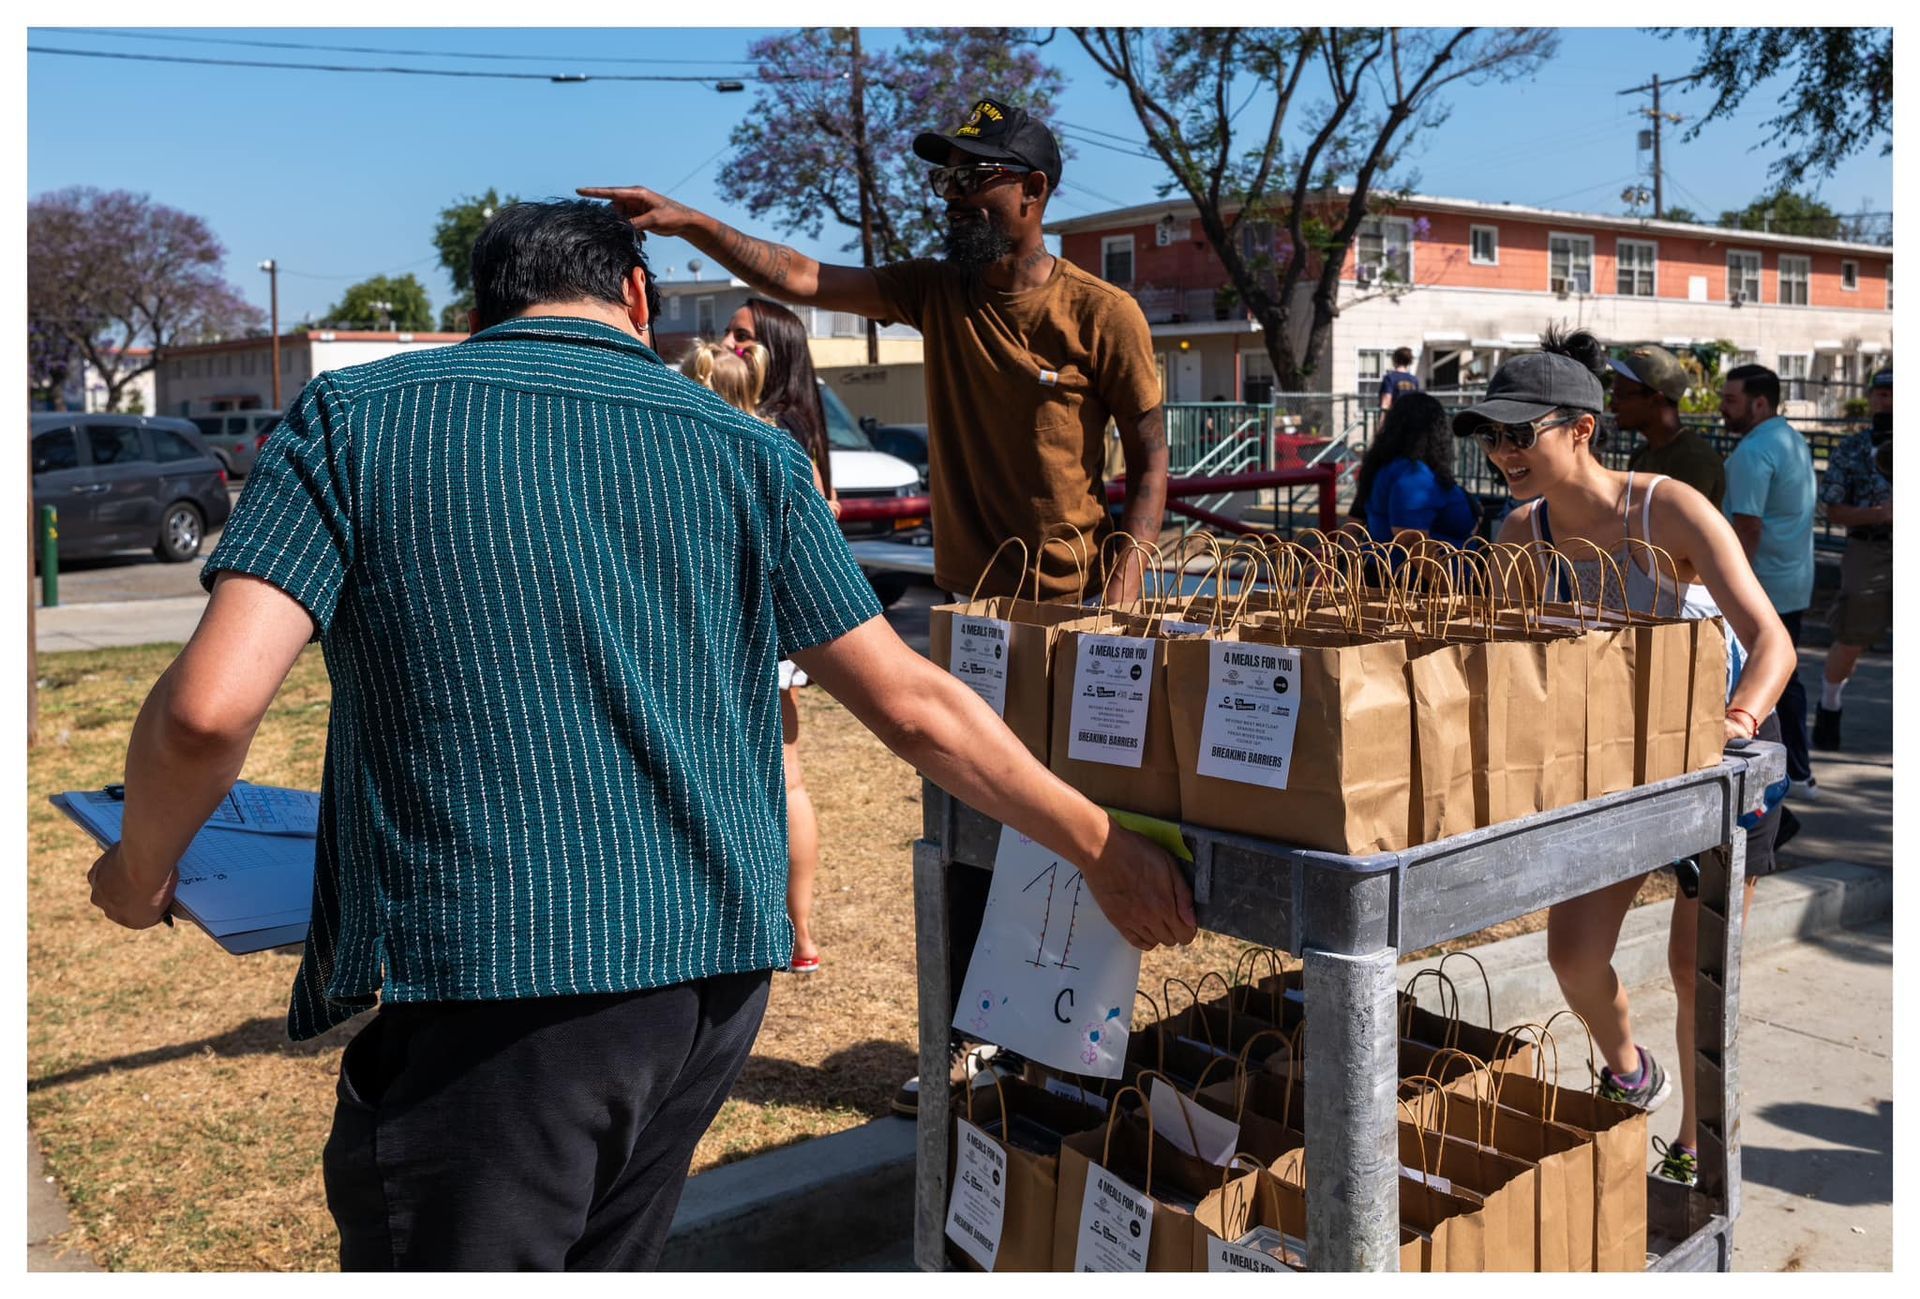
top-left (928, 163), bottom-right (1033, 200)
top-left (1468, 412), bottom-right (1583, 452)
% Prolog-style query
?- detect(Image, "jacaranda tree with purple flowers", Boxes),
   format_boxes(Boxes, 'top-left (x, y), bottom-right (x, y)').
top-left (27, 187), bottom-right (263, 413)
top-left (718, 28), bottom-right (1067, 267)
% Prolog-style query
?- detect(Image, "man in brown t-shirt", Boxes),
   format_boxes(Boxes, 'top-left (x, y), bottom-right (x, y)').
top-left (581, 96), bottom-right (1168, 604)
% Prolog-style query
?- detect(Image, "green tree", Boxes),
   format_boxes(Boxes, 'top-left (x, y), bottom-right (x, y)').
top-left (1658, 206), bottom-right (1700, 225)
top-left (1715, 190), bottom-right (1842, 239)
top-left (434, 188), bottom-right (515, 330)
top-left (322, 274), bottom-right (434, 331)
top-left (1659, 27), bottom-right (1891, 187)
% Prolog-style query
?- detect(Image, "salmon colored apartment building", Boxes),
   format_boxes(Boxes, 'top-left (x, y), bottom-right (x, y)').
top-left (1048, 192), bottom-right (1892, 415)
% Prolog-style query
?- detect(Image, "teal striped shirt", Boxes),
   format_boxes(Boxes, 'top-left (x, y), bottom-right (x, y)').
top-left (203, 317), bottom-right (881, 1040)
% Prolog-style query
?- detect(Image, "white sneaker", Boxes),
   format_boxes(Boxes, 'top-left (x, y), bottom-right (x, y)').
top-left (1788, 777), bottom-right (1821, 802)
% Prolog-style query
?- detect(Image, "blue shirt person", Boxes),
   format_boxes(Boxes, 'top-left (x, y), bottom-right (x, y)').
top-left (1354, 390), bottom-right (1478, 548)
top-left (85, 199), bottom-right (1195, 1271)
top-left (1720, 373), bottom-right (1816, 614)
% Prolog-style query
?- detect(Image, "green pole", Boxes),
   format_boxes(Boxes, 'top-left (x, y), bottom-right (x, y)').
top-left (38, 506), bottom-right (57, 608)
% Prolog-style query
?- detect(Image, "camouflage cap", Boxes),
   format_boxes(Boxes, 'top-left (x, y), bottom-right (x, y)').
top-left (1607, 344), bottom-right (1690, 404)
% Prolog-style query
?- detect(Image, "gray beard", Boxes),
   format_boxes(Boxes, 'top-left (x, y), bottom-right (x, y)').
top-left (941, 218), bottom-right (1014, 270)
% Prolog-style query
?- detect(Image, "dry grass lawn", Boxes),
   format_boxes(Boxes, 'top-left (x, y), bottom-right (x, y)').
top-left (27, 642), bottom-right (1669, 1270)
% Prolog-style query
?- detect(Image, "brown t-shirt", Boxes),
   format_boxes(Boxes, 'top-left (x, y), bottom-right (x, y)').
top-left (1628, 427), bottom-right (1726, 509)
top-left (872, 257), bottom-right (1161, 600)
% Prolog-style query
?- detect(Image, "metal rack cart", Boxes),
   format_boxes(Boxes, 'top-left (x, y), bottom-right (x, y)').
top-left (911, 740), bottom-right (1785, 1272)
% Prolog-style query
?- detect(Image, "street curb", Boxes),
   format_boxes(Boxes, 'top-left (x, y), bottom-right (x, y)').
top-left (660, 858), bottom-right (1891, 1271)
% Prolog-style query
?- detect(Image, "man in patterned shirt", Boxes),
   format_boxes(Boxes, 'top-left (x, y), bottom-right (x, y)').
top-left (86, 200), bottom-right (1195, 1270)
top-left (1814, 368), bottom-right (1894, 750)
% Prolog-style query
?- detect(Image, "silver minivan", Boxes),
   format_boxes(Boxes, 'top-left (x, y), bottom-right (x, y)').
top-left (189, 411), bottom-right (278, 478)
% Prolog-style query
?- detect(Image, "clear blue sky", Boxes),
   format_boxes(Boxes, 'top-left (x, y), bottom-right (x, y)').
top-left (27, 26), bottom-right (1893, 328)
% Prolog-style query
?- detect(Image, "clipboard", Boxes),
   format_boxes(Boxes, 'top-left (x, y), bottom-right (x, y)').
top-left (54, 782), bottom-right (317, 956)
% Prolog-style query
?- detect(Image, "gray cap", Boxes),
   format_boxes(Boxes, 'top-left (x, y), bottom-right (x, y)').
top-left (1452, 350), bottom-right (1606, 436)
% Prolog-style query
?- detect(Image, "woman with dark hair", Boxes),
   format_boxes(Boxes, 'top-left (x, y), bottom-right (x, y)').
top-left (1353, 390), bottom-right (1478, 546)
top-left (1456, 324), bottom-right (1794, 1189)
top-left (719, 297), bottom-right (836, 975)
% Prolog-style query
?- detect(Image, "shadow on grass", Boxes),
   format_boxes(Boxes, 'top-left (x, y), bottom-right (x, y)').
top-left (29, 1015), bottom-right (350, 1094)
top-left (727, 1039), bottom-right (917, 1116)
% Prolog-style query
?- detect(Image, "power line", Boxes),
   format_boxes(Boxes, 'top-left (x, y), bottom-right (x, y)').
top-left (26, 44), bottom-right (816, 85)
top-left (39, 26), bottom-right (760, 67)
top-left (1053, 118), bottom-right (1154, 150)
top-left (1054, 129), bottom-right (1159, 163)
top-left (277, 253), bottom-right (443, 282)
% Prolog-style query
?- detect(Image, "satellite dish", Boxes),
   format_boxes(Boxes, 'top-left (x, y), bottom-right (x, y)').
top-left (688, 257), bottom-right (705, 281)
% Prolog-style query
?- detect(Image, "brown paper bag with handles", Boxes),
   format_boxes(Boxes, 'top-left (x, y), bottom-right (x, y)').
top-left (1490, 1017), bottom-right (1649, 1271)
top-left (1047, 536), bottom-right (1184, 820)
top-left (1194, 1162), bottom-right (1426, 1271)
top-left (1169, 550), bottom-right (1414, 854)
top-left (1191, 1027), bottom-right (1308, 1180)
top-left (946, 1069), bottom-right (1107, 1271)
top-left (1426, 1046), bottom-right (1598, 1271)
top-left (1401, 555), bottom-right (1478, 844)
top-left (1619, 539), bottom-right (1694, 786)
top-left (1051, 1082), bottom-right (1216, 1271)
top-left (1545, 540), bottom-right (1641, 800)
top-left (1398, 953), bottom-right (1538, 1083)
top-left (1449, 545), bottom-right (1554, 826)
top-left (1686, 614), bottom-right (1731, 772)
top-left (929, 532), bottom-right (1096, 764)
top-left (1399, 1077), bottom-right (1541, 1270)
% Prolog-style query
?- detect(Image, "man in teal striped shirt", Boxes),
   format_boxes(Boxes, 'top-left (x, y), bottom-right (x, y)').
top-left (87, 199), bottom-right (1195, 1270)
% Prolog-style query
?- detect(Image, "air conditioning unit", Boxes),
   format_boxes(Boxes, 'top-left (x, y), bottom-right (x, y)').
top-left (1356, 264), bottom-right (1378, 287)
top-left (1731, 290), bottom-right (1747, 307)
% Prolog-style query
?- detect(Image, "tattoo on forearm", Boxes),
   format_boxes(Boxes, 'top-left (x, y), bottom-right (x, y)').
top-left (719, 225), bottom-right (794, 291)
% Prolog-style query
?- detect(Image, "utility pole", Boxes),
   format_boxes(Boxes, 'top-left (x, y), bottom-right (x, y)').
top-left (1617, 72), bottom-right (1694, 220)
top-left (849, 27), bottom-right (880, 365)
top-left (260, 259), bottom-right (281, 410)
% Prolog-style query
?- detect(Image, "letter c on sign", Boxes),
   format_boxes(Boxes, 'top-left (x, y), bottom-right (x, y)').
top-left (1054, 988), bottom-right (1075, 1023)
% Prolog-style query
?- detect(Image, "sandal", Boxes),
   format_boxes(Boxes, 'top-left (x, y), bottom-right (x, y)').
top-left (789, 954), bottom-right (821, 974)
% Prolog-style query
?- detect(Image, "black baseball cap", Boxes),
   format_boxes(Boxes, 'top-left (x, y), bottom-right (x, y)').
top-left (1452, 351), bottom-right (1607, 437)
top-left (913, 97), bottom-right (1063, 192)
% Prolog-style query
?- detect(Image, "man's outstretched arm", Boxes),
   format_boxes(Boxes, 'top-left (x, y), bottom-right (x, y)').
top-left (578, 185), bottom-right (894, 319)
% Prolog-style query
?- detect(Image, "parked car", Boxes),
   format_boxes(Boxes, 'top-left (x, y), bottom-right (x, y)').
top-left (859, 418), bottom-right (929, 474)
top-left (189, 410), bottom-right (279, 478)
top-left (30, 413), bottom-right (232, 563)
top-left (819, 383), bottom-right (926, 607)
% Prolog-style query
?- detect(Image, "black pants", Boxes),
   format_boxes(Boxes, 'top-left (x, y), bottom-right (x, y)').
top-left (1773, 609), bottom-right (1812, 783)
top-left (323, 972), bottom-right (771, 1271)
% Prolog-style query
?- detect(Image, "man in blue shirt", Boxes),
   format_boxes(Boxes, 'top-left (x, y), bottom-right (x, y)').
top-left (1378, 345), bottom-right (1422, 410)
top-left (1721, 363), bottom-right (1817, 798)
top-left (86, 200), bottom-right (1196, 1270)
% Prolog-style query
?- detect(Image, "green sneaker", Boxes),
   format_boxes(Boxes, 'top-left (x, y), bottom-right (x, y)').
top-left (1597, 1047), bottom-right (1673, 1113)
top-left (1652, 1136), bottom-right (1698, 1187)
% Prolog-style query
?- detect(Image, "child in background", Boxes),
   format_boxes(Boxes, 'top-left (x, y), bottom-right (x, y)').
top-left (679, 339), bottom-right (828, 976)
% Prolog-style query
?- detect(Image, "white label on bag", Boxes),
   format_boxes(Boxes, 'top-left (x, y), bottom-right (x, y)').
top-left (1195, 640), bottom-right (1302, 789)
top-left (1075, 1163), bottom-right (1154, 1271)
top-left (948, 615), bottom-right (1012, 717)
top-left (1209, 1237), bottom-right (1290, 1272)
top-left (1158, 618), bottom-right (1209, 638)
top-left (945, 1118), bottom-right (1007, 1270)
top-left (1066, 635), bottom-right (1156, 767)
top-left (1043, 1075), bottom-right (1111, 1113)
top-left (1148, 1076), bottom-right (1242, 1166)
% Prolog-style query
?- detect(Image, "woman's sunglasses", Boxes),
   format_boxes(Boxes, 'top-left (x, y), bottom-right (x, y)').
top-left (1468, 412), bottom-right (1582, 452)
top-left (928, 163), bottom-right (1033, 200)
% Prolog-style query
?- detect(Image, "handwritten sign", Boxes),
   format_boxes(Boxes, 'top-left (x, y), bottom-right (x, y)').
top-left (955, 824), bottom-right (1141, 1078)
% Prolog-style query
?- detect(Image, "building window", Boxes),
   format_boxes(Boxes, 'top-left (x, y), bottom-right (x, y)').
top-left (1616, 239), bottom-right (1657, 297)
top-left (695, 296), bottom-right (715, 337)
top-left (1469, 225), bottom-right (1498, 266)
top-left (1778, 255), bottom-right (1811, 306)
top-left (1101, 235), bottom-right (1135, 286)
top-left (1548, 234), bottom-right (1594, 294)
top-left (1842, 260), bottom-right (1860, 291)
top-left (1777, 353), bottom-right (1811, 402)
top-left (1356, 348), bottom-right (1390, 394)
top-left (1240, 349), bottom-right (1275, 404)
top-left (668, 295), bottom-right (682, 321)
top-left (1727, 251), bottom-right (1762, 304)
top-left (221, 355), bottom-right (233, 377)
top-left (1355, 217), bottom-right (1414, 285)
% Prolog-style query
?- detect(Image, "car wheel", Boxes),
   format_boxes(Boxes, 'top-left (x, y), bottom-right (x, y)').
top-left (866, 571), bottom-right (913, 609)
top-left (154, 501), bottom-right (205, 563)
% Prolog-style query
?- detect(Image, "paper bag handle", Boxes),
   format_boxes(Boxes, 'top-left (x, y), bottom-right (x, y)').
top-left (966, 536), bottom-right (1031, 611)
top-left (1103, 1085), bottom-right (1155, 1195)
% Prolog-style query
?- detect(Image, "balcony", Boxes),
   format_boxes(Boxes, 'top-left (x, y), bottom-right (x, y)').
top-left (1131, 284), bottom-right (1239, 325)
